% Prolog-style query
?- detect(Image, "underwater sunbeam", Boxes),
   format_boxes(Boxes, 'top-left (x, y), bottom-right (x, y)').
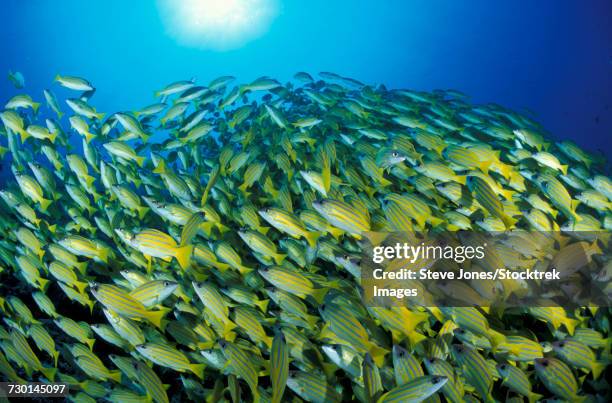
top-left (157, 0), bottom-right (279, 50)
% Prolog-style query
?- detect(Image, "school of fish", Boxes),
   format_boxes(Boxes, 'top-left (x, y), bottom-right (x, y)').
top-left (0, 70), bottom-right (610, 402)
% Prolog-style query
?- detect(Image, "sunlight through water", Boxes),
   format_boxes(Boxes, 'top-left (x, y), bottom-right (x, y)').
top-left (157, 0), bottom-right (279, 50)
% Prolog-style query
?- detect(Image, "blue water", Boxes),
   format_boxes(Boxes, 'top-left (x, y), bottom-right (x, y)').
top-left (1, 0), bottom-right (611, 155)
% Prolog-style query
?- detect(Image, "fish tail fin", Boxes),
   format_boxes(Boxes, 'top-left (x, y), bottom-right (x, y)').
top-left (97, 248), bottom-right (109, 264)
top-left (39, 197), bottom-right (52, 212)
top-left (502, 214), bottom-right (518, 229)
top-left (19, 129), bottom-right (30, 143)
top-left (328, 227), bottom-right (344, 240)
top-left (259, 226), bottom-right (270, 235)
top-left (488, 329), bottom-right (506, 352)
top-left (109, 370), bottom-right (122, 383)
top-left (304, 231), bottom-right (320, 248)
top-left (479, 160), bottom-right (492, 174)
top-left (86, 338), bottom-right (95, 350)
top-left (39, 277), bottom-right (50, 292)
top-left (428, 216), bottom-right (445, 228)
top-left (368, 343), bottom-right (388, 367)
top-left (137, 206), bottom-right (149, 220)
top-left (153, 160), bottom-right (166, 175)
top-left (224, 320), bottom-right (237, 337)
top-left (87, 300), bottom-right (95, 314)
top-left (74, 280), bottom-right (89, 295)
top-left (146, 309), bottom-right (168, 330)
top-left (457, 175), bottom-right (467, 185)
top-left (197, 222), bottom-right (214, 237)
top-left (136, 156), bottom-right (145, 167)
top-left (175, 244), bottom-right (194, 270)
top-left (238, 265), bottom-right (253, 275)
top-left (76, 261), bottom-right (88, 275)
top-left (306, 314), bottom-right (320, 329)
top-left (273, 253), bottom-right (286, 265)
top-left (41, 366), bottom-right (57, 381)
top-left (310, 288), bottom-right (328, 305)
top-left (215, 262), bottom-right (230, 272)
top-left (238, 183), bottom-right (251, 197)
top-left (49, 131), bottom-right (58, 144)
top-left (54, 74), bottom-right (61, 82)
top-left (380, 177), bottom-right (393, 187)
top-left (562, 317), bottom-right (579, 335)
top-left (407, 331), bottom-right (428, 347)
top-left (256, 299), bottom-right (269, 313)
top-left (53, 352), bottom-right (59, 368)
top-left (57, 111), bottom-right (64, 119)
top-left (190, 363), bottom-right (206, 380)
top-left (592, 361), bottom-right (605, 379)
top-left (84, 174), bottom-right (95, 189)
top-left (96, 112), bottom-right (105, 121)
top-left (84, 131), bottom-right (96, 144)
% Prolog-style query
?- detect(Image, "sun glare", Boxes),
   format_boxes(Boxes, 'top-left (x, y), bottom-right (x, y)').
top-left (157, 0), bottom-right (279, 50)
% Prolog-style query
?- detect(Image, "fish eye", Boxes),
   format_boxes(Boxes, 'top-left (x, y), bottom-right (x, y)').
top-left (164, 281), bottom-right (170, 287)
top-left (343, 255), bottom-right (349, 260)
top-left (391, 151), bottom-right (399, 157)
top-left (500, 364), bottom-right (507, 370)
top-left (261, 267), bottom-right (269, 272)
top-left (558, 341), bottom-right (565, 347)
top-left (432, 376), bottom-right (444, 384)
top-left (320, 304), bottom-right (326, 311)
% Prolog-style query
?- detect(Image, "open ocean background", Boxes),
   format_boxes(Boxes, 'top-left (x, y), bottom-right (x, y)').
top-left (0, 0), bottom-right (610, 163)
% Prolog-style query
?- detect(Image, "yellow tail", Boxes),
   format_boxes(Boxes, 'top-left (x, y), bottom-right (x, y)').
top-left (304, 231), bottom-right (320, 248)
top-left (137, 206), bottom-right (149, 220)
top-left (368, 343), bottom-right (389, 367)
top-left (109, 370), bottom-right (122, 383)
top-left (190, 363), bottom-right (206, 380)
top-left (175, 244), bottom-right (194, 270)
top-left (310, 288), bottom-right (328, 305)
top-left (19, 129), bottom-right (30, 143)
top-left (273, 253), bottom-right (286, 265)
top-left (592, 361), bottom-right (605, 379)
top-left (256, 299), bottom-right (269, 313)
top-left (39, 198), bottom-right (52, 212)
top-left (146, 309), bottom-right (168, 330)
top-left (563, 317), bottom-right (579, 335)
top-left (74, 280), bottom-right (88, 295)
